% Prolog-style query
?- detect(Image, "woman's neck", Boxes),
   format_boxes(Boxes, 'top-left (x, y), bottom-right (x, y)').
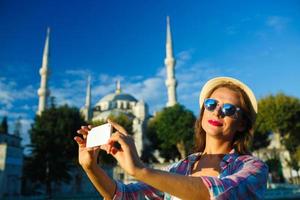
top-left (203, 135), bottom-right (232, 155)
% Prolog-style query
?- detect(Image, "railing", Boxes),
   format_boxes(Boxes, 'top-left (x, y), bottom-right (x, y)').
top-left (265, 188), bottom-right (300, 199)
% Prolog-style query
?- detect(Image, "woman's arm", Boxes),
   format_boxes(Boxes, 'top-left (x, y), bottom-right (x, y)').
top-left (74, 126), bottom-right (116, 200)
top-left (107, 120), bottom-right (210, 200)
top-left (82, 164), bottom-right (116, 200)
top-left (135, 167), bottom-right (210, 200)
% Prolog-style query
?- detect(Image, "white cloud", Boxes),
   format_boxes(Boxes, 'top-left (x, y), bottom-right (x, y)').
top-left (0, 78), bottom-right (16, 109)
top-left (21, 104), bottom-right (31, 111)
top-left (126, 77), bottom-right (166, 110)
top-left (49, 70), bottom-right (90, 108)
top-left (93, 83), bottom-right (116, 100)
top-left (14, 85), bottom-right (36, 99)
top-left (175, 50), bottom-right (194, 69)
top-left (225, 25), bottom-right (238, 35)
top-left (50, 85), bottom-right (85, 108)
top-left (65, 69), bottom-right (91, 77)
top-left (0, 77), bottom-right (36, 110)
top-left (266, 16), bottom-right (289, 32)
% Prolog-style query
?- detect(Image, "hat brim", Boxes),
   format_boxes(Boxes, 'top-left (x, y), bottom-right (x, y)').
top-left (199, 76), bottom-right (257, 121)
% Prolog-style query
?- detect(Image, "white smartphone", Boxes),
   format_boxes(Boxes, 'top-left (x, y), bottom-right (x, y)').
top-left (86, 123), bottom-right (113, 148)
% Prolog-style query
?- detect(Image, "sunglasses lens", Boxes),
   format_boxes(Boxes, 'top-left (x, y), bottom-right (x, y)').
top-left (204, 98), bottom-right (240, 117)
top-left (222, 104), bottom-right (236, 116)
top-left (204, 98), bottom-right (217, 111)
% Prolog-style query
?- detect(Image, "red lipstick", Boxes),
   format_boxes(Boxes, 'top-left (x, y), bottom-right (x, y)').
top-left (208, 120), bottom-right (223, 127)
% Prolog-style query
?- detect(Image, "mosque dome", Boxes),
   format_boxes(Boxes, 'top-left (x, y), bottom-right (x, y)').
top-left (92, 80), bottom-right (139, 115)
top-left (95, 92), bottom-right (137, 105)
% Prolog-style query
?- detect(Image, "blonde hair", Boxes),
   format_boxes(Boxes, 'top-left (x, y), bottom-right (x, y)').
top-left (194, 82), bottom-right (255, 155)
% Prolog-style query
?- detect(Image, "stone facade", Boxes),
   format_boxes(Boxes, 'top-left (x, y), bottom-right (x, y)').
top-left (0, 133), bottom-right (23, 198)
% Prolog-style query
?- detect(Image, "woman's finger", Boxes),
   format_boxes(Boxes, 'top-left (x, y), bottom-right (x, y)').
top-left (107, 119), bottom-right (128, 136)
top-left (100, 144), bottom-right (109, 152)
top-left (77, 130), bottom-right (88, 140)
top-left (82, 125), bottom-right (91, 132)
top-left (77, 125), bottom-right (91, 139)
top-left (74, 136), bottom-right (86, 148)
top-left (108, 131), bottom-right (130, 151)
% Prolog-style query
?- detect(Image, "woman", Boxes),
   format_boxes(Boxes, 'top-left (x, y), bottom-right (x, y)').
top-left (74, 76), bottom-right (268, 200)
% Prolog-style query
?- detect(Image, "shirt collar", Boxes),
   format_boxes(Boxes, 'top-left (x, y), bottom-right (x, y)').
top-left (220, 148), bottom-right (239, 169)
top-left (188, 149), bottom-right (240, 170)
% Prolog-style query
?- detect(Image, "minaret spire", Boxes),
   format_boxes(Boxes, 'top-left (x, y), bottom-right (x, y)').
top-left (164, 16), bottom-right (177, 107)
top-left (116, 79), bottom-right (121, 94)
top-left (84, 75), bottom-right (92, 121)
top-left (37, 27), bottom-right (51, 115)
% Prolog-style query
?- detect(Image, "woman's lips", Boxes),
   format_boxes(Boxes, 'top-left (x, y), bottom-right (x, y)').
top-left (208, 119), bottom-right (223, 127)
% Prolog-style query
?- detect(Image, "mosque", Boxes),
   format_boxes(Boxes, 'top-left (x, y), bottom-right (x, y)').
top-left (37, 17), bottom-right (178, 157)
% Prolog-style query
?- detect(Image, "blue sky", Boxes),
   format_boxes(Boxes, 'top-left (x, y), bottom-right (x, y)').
top-left (1, 0), bottom-right (300, 147)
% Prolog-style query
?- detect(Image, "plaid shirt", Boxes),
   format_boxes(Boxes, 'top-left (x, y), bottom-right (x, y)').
top-left (112, 149), bottom-right (268, 200)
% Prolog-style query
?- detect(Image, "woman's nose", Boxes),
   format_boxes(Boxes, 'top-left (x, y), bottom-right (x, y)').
top-left (212, 105), bottom-right (223, 117)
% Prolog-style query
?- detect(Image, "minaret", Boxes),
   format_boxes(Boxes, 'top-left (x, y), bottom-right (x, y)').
top-left (37, 27), bottom-right (51, 115)
top-left (84, 76), bottom-right (92, 121)
top-left (115, 79), bottom-right (121, 94)
top-left (164, 16), bottom-right (177, 107)
top-left (13, 116), bottom-right (22, 137)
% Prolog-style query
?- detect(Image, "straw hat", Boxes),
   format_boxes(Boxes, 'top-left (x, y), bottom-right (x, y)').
top-left (199, 76), bottom-right (258, 122)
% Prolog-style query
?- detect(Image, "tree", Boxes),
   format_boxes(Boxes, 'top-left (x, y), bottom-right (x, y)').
top-left (251, 113), bottom-right (271, 151)
top-left (91, 113), bottom-right (133, 135)
top-left (149, 104), bottom-right (196, 160)
top-left (255, 93), bottom-right (300, 182)
top-left (260, 93), bottom-right (300, 147)
top-left (24, 105), bottom-right (86, 197)
top-left (257, 93), bottom-right (300, 137)
top-left (0, 116), bottom-right (8, 134)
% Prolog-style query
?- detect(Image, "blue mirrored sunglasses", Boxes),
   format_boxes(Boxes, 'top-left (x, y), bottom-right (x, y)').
top-left (204, 98), bottom-right (241, 117)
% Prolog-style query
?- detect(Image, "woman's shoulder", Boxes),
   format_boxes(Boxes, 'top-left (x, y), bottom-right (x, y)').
top-left (234, 153), bottom-right (268, 171)
top-left (236, 153), bottom-right (265, 163)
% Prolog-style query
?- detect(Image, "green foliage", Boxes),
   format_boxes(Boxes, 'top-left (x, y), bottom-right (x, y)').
top-left (0, 116), bottom-right (8, 134)
top-left (254, 93), bottom-right (300, 179)
top-left (24, 105), bottom-right (86, 195)
top-left (252, 115), bottom-right (271, 150)
top-left (148, 104), bottom-right (196, 160)
top-left (258, 93), bottom-right (300, 135)
top-left (143, 117), bottom-right (179, 163)
top-left (91, 113), bottom-right (133, 135)
top-left (253, 93), bottom-right (300, 151)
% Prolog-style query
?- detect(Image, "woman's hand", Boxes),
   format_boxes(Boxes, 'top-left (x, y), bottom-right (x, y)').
top-left (105, 119), bottom-right (145, 177)
top-left (74, 125), bottom-right (100, 170)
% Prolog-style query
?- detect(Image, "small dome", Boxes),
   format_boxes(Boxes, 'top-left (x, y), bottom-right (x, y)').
top-left (95, 93), bottom-right (137, 105)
